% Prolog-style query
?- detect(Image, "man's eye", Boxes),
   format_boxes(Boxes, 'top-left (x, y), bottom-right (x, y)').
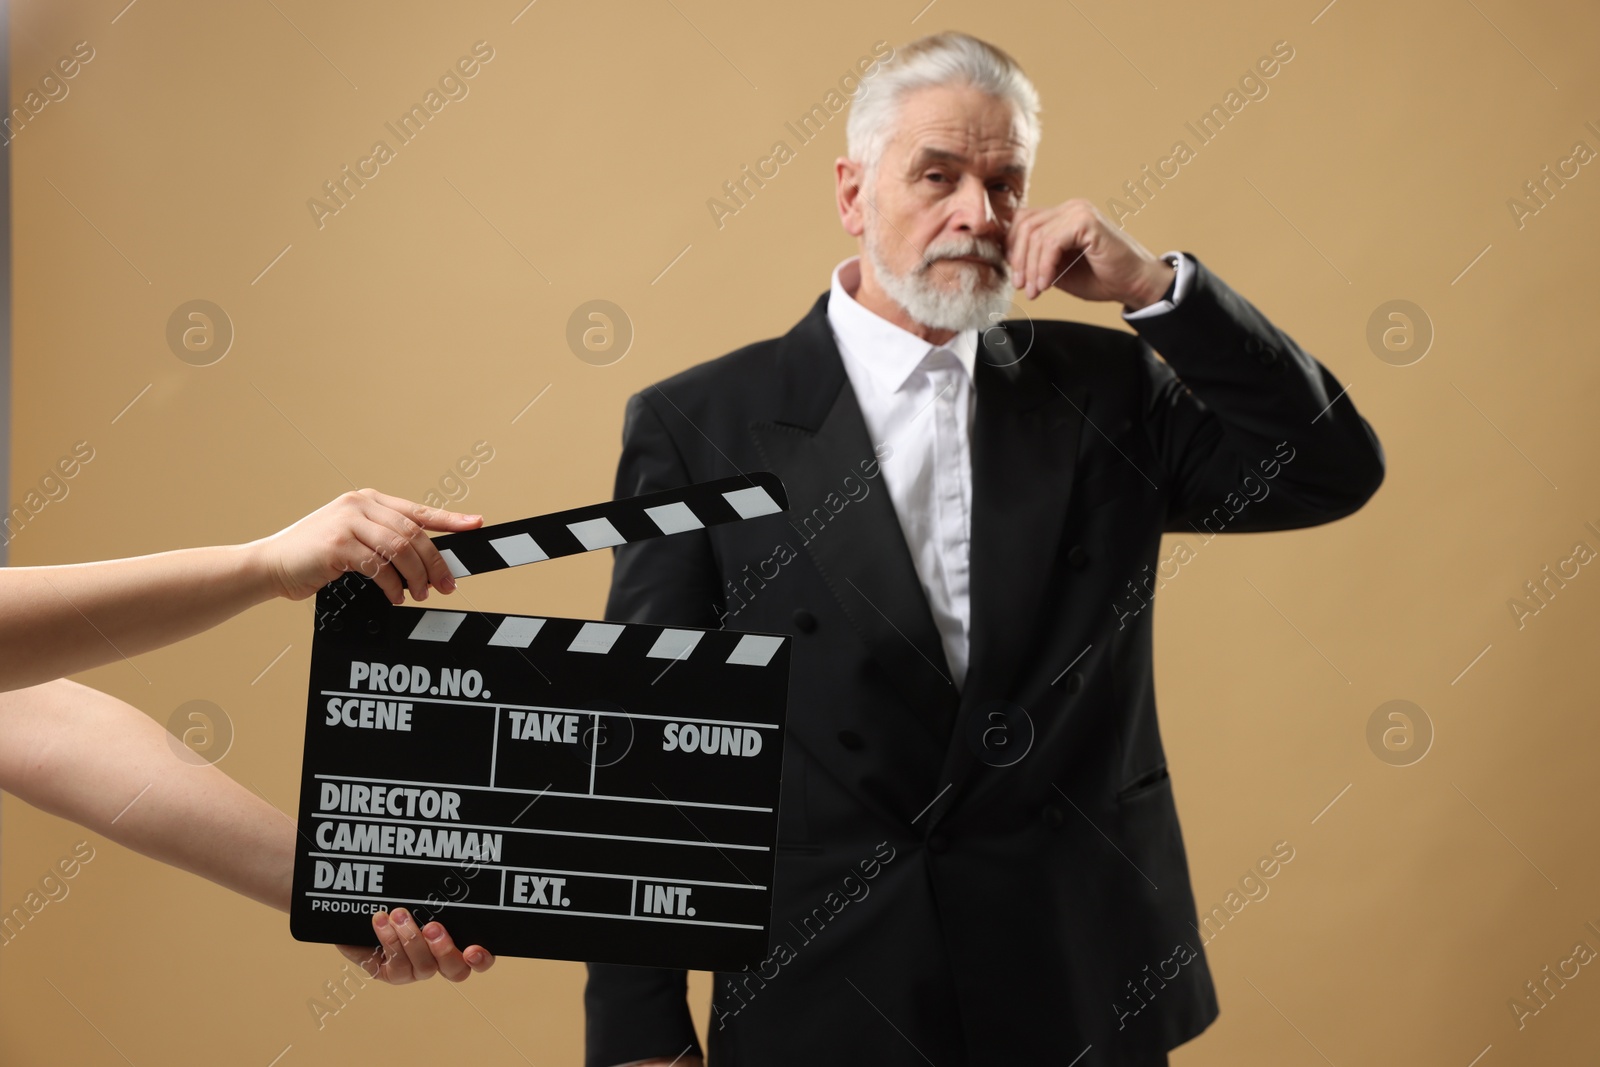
top-left (925, 172), bottom-right (949, 183)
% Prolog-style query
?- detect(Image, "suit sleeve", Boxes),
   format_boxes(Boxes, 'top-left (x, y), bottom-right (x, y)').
top-left (1126, 253), bottom-right (1386, 534)
top-left (585, 388), bottom-right (720, 1067)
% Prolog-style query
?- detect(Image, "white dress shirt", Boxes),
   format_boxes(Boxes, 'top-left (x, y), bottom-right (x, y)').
top-left (826, 251), bottom-right (1194, 690)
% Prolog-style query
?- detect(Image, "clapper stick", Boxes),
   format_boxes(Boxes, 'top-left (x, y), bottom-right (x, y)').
top-left (315, 471), bottom-right (786, 626)
top-left (433, 470), bottom-right (786, 578)
top-left (293, 473), bottom-right (794, 971)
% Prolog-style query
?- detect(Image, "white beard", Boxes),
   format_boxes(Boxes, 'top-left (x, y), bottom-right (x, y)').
top-left (863, 213), bottom-right (1016, 333)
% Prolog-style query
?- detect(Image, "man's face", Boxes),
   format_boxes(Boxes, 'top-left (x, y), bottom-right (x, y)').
top-left (858, 82), bottom-right (1031, 332)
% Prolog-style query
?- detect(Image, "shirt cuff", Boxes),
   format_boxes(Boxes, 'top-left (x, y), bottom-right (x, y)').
top-left (1121, 251), bottom-right (1192, 320)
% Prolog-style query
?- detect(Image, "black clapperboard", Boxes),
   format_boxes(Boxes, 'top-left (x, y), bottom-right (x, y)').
top-left (289, 473), bottom-right (790, 971)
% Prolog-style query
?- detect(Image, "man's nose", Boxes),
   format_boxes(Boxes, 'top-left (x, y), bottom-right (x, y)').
top-left (952, 175), bottom-right (1001, 238)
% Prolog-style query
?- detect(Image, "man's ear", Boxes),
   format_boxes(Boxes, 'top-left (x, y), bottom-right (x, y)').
top-left (835, 157), bottom-right (867, 238)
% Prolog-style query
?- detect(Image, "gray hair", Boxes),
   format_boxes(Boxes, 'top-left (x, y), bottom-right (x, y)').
top-left (847, 32), bottom-right (1042, 189)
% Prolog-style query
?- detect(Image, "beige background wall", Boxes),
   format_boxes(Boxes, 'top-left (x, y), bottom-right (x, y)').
top-left (6, 0), bottom-right (1599, 1063)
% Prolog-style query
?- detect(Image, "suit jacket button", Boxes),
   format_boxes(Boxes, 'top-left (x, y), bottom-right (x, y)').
top-left (927, 834), bottom-right (949, 853)
top-left (1041, 803), bottom-right (1066, 829)
top-left (1067, 545), bottom-right (1088, 569)
top-left (1064, 671), bottom-right (1083, 694)
top-left (837, 730), bottom-right (863, 750)
top-left (792, 609), bottom-right (817, 633)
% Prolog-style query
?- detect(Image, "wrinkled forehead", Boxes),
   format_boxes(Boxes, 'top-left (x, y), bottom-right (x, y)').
top-left (884, 87), bottom-right (1034, 175)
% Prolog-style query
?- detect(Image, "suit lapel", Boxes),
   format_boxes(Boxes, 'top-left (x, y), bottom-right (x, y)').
top-left (749, 294), bottom-right (960, 752)
top-left (933, 320), bottom-right (1089, 814)
top-left (745, 298), bottom-right (1087, 826)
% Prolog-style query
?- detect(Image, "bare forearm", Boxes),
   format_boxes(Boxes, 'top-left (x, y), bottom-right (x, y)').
top-left (0, 490), bottom-right (487, 694)
top-left (0, 543), bottom-right (276, 693)
top-left (0, 680), bottom-right (294, 911)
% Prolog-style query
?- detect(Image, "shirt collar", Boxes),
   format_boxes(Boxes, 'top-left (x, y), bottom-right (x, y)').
top-left (827, 255), bottom-right (979, 394)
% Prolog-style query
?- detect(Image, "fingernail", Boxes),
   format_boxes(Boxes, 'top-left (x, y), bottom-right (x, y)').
top-left (424, 923), bottom-right (445, 942)
top-left (466, 949), bottom-right (483, 966)
top-left (374, 911), bottom-right (390, 928)
top-left (393, 909), bottom-right (411, 926)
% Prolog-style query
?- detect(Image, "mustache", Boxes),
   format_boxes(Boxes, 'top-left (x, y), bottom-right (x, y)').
top-left (918, 238), bottom-right (1009, 275)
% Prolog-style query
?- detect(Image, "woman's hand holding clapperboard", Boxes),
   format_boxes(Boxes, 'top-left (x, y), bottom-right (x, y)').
top-left (254, 489), bottom-right (499, 981)
top-left (0, 488), bottom-right (497, 984)
top-left (254, 488), bottom-right (482, 607)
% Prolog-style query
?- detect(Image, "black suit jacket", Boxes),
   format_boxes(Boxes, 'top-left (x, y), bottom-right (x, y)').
top-left (584, 254), bottom-right (1384, 1066)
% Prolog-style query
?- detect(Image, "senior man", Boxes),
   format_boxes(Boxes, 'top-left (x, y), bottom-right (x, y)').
top-left (586, 30), bottom-right (1384, 1067)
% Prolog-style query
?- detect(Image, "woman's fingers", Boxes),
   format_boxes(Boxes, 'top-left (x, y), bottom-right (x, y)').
top-left (264, 490), bottom-right (483, 603)
top-left (364, 508), bottom-right (458, 597)
top-left (371, 559), bottom-right (408, 606)
top-left (340, 526), bottom-right (407, 606)
top-left (358, 492), bottom-right (481, 599)
top-left (419, 922), bottom-right (475, 982)
top-left (349, 518), bottom-right (433, 604)
top-left (387, 907), bottom-right (440, 981)
top-left (359, 489), bottom-right (482, 532)
top-left (260, 489), bottom-right (485, 603)
top-left (336, 915), bottom-right (493, 986)
top-left (370, 909), bottom-right (416, 983)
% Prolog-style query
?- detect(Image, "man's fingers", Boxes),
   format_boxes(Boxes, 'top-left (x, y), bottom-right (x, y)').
top-left (1049, 213), bottom-right (1097, 295)
top-left (1005, 206), bottom-right (1037, 274)
top-left (1012, 206), bottom-right (1052, 283)
top-left (1040, 226), bottom-right (1074, 294)
top-left (389, 908), bottom-right (440, 981)
top-left (1025, 222), bottom-right (1048, 297)
top-left (1006, 219), bottom-right (1031, 290)
top-left (420, 922), bottom-right (474, 982)
top-left (1051, 214), bottom-right (1086, 290)
top-left (1026, 219), bottom-right (1053, 297)
top-left (463, 945), bottom-right (495, 973)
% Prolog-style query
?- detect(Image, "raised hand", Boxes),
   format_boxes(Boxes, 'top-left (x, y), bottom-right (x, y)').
top-left (1004, 198), bottom-right (1174, 308)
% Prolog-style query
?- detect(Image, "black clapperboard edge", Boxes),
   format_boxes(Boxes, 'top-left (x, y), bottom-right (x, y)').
top-left (290, 472), bottom-right (791, 972)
